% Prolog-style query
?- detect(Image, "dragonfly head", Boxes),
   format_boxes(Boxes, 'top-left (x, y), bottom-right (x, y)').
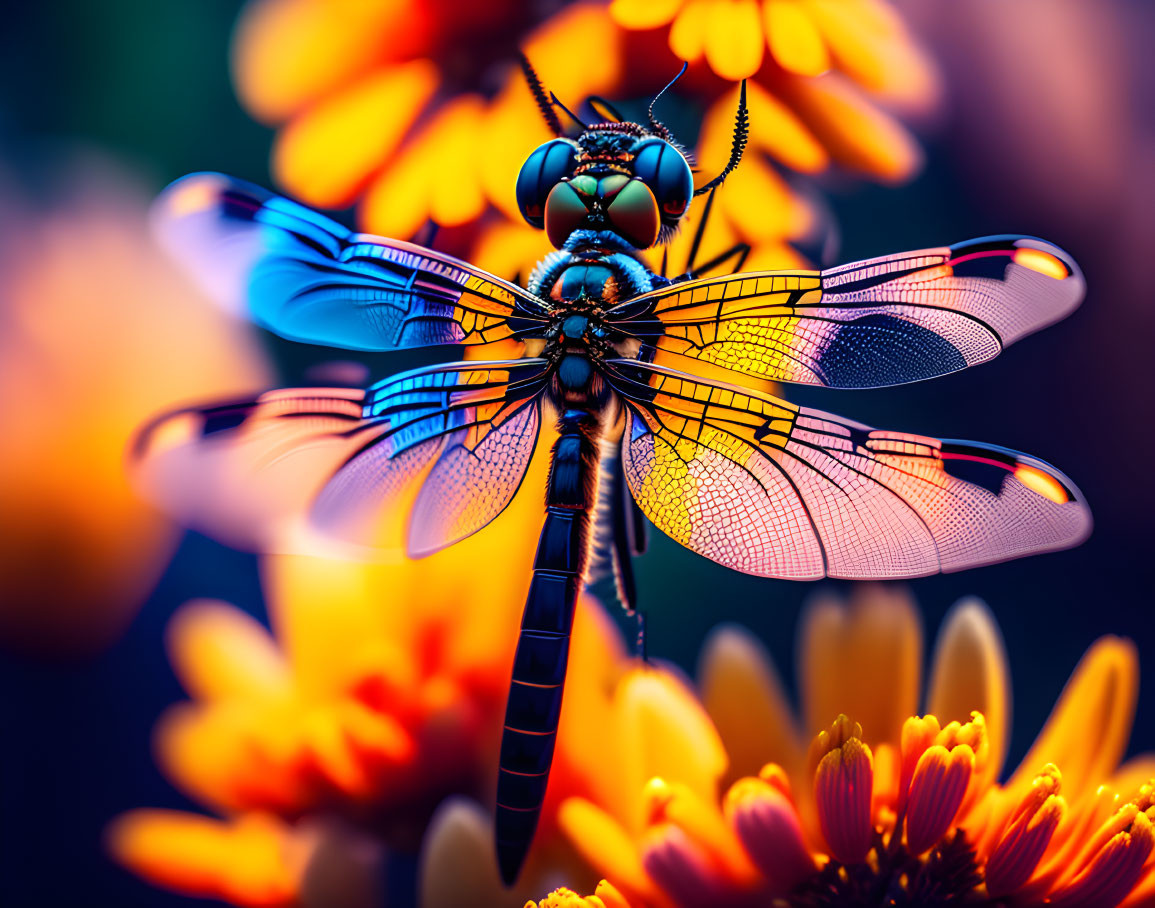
top-left (515, 126), bottom-right (692, 252)
top-left (514, 58), bottom-right (749, 255)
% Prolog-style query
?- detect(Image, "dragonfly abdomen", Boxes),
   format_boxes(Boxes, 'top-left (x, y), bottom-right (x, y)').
top-left (495, 408), bottom-right (601, 884)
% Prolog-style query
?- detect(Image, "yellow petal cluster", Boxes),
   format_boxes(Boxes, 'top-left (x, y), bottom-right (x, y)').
top-left (537, 589), bottom-right (1155, 907)
top-left (230, 0), bottom-right (939, 282)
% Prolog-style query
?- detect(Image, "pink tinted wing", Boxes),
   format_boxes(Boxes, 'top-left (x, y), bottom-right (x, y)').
top-left (133, 359), bottom-right (549, 556)
top-left (607, 236), bottom-right (1083, 388)
top-left (312, 360), bottom-right (548, 553)
top-left (605, 360), bottom-right (1090, 579)
top-left (407, 397), bottom-right (541, 557)
top-left (132, 387), bottom-right (388, 553)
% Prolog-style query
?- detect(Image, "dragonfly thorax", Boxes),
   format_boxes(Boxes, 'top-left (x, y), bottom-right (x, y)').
top-left (543, 296), bottom-right (609, 359)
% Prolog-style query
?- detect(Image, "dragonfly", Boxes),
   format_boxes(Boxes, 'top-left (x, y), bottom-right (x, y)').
top-left (136, 61), bottom-right (1090, 885)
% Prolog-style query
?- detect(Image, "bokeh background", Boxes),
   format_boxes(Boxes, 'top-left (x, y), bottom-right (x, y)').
top-left (1, 1), bottom-right (1152, 905)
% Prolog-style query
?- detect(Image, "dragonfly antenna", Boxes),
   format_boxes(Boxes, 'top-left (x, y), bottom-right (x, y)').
top-left (694, 79), bottom-right (748, 196)
top-left (518, 52), bottom-right (563, 136)
top-left (647, 61), bottom-right (687, 141)
top-left (586, 95), bottom-right (625, 123)
top-left (550, 91), bottom-right (588, 131)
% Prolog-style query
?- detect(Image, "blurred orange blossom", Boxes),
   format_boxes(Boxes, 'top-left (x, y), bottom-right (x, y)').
top-left (109, 448), bottom-right (631, 906)
top-left (231, 0), bottom-right (939, 280)
top-left (0, 154), bottom-right (269, 655)
top-left (523, 587), bottom-right (1155, 907)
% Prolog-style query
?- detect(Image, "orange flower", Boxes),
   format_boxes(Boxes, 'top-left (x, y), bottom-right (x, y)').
top-left (231, 0), bottom-right (938, 281)
top-left (109, 463), bottom-right (629, 906)
top-left (0, 155), bottom-right (268, 655)
top-left (615, 0), bottom-right (939, 275)
top-left (527, 880), bottom-right (632, 908)
top-left (233, 0), bottom-right (621, 274)
top-left (533, 587), bottom-right (1155, 907)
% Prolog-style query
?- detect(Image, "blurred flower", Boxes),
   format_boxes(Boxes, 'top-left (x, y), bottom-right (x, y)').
top-left (413, 661), bottom-right (725, 908)
top-left (232, 0), bottom-right (621, 277)
top-left (0, 153), bottom-right (269, 655)
top-left (614, 0), bottom-right (939, 273)
top-left (231, 0), bottom-right (938, 280)
top-left (109, 462), bottom-right (630, 906)
top-left (529, 881), bottom-right (631, 908)
top-left (528, 587), bottom-right (1155, 907)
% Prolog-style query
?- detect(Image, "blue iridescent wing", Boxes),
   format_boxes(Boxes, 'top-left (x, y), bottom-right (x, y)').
top-left (603, 359), bottom-right (1090, 579)
top-left (132, 359), bottom-right (550, 555)
top-left (606, 236), bottom-right (1084, 388)
top-left (153, 173), bottom-right (550, 351)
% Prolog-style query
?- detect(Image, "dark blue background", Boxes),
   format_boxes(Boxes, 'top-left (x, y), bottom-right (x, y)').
top-left (1, 2), bottom-right (1151, 905)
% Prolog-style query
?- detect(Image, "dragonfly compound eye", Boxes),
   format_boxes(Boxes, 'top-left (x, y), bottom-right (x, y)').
top-left (544, 176), bottom-right (660, 250)
top-left (516, 138), bottom-right (580, 228)
top-left (629, 138), bottom-right (692, 224)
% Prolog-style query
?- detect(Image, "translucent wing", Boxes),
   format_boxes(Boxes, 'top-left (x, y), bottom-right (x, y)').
top-left (133, 359), bottom-right (549, 556)
top-left (607, 236), bottom-right (1084, 388)
top-left (316, 360), bottom-right (548, 555)
top-left (604, 360), bottom-right (1090, 579)
top-left (153, 173), bottom-right (549, 351)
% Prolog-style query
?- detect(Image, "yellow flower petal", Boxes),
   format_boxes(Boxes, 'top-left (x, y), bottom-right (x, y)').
top-left (717, 158), bottom-right (813, 241)
top-left (704, 0), bottom-right (765, 80)
top-left (1007, 636), bottom-right (1138, 806)
top-left (701, 83), bottom-right (828, 177)
top-left (777, 73), bottom-right (923, 182)
top-left (525, 4), bottom-right (623, 101)
top-left (739, 241), bottom-right (810, 271)
top-left (616, 668), bottom-right (728, 830)
top-left (799, 585), bottom-right (921, 752)
top-left (167, 600), bottom-right (292, 702)
top-left (361, 95), bottom-right (488, 238)
top-left (272, 61), bottom-right (438, 208)
top-left (1112, 757), bottom-right (1155, 804)
top-left (157, 701), bottom-right (306, 812)
top-left (668, 0), bottom-right (710, 63)
top-left (108, 810), bottom-right (307, 908)
top-left (471, 220), bottom-right (556, 285)
top-left (480, 85), bottom-right (559, 221)
top-left (558, 798), bottom-right (666, 906)
top-left (698, 624), bottom-right (805, 783)
top-left (232, 0), bottom-right (405, 123)
top-left (801, 0), bottom-right (939, 110)
top-left (610, 0), bottom-right (684, 30)
top-left (927, 598), bottom-right (1011, 785)
top-left (261, 556), bottom-right (410, 700)
top-left (764, 0), bottom-right (830, 77)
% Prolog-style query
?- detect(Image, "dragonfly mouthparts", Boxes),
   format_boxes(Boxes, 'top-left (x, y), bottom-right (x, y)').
top-left (562, 229), bottom-right (639, 255)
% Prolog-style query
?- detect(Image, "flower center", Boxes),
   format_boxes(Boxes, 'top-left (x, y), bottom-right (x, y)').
top-left (790, 828), bottom-right (981, 907)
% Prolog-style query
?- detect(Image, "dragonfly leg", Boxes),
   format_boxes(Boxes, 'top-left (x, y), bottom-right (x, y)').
top-left (688, 241), bottom-right (751, 279)
top-left (683, 187), bottom-right (717, 275)
top-left (631, 606), bottom-right (648, 662)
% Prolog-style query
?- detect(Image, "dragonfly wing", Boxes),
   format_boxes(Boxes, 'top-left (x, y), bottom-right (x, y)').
top-left (133, 360), bottom-right (550, 555)
top-left (154, 172), bottom-right (549, 351)
top-left (313, 360), bottom-right (549, 554)
top-left (609, 236), bottom-right (1083, 388)
top-left (405, 397), bottom-right (542, 557)
top-left (132, 387), bottom-right (389, 553)
top-left (605, 360), bottom-right (1090, 579)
